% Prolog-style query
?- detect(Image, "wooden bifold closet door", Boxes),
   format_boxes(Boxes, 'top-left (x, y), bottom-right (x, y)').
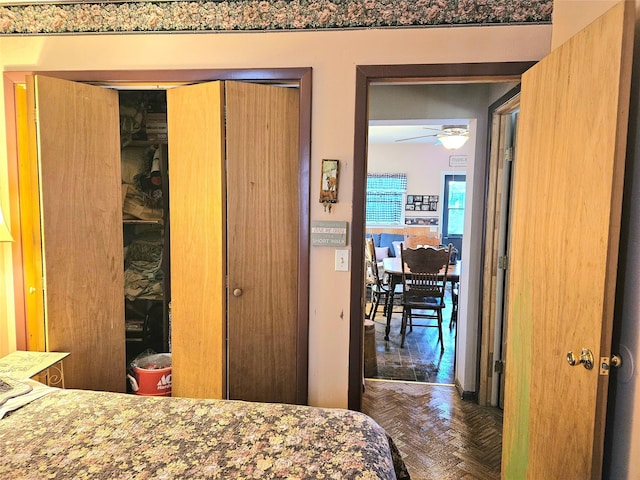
top-left (21, 75), bottom-right (302, 401)
top-left (168, 81), bottom-right (301, 404)
top-left (27, 75), bottom-right (125, 392)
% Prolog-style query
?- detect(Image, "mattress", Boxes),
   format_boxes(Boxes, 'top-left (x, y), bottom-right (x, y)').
top-left (0, 382), bottom-right (409, 479)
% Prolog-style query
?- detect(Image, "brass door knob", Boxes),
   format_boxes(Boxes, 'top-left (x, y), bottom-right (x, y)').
top-left (567, 348), bottom-right (594, 370)
top-left (233, 288), bottom-right (243, 297)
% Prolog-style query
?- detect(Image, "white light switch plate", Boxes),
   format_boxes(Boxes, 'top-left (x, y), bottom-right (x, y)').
top-left (335, 249), bottom-right (349, 272)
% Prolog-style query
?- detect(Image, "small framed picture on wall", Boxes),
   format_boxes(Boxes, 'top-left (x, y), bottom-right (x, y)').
top-left (449, 155), bottom-right (467, 167)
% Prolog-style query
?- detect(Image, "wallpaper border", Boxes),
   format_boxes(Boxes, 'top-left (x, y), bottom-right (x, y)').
top-left (0, 1), bottom-right (553, 35)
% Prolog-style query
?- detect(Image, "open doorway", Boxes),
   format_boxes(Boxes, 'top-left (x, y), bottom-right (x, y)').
top-left (364, 114), bottom-right (472, 384)
top-left (361, 82), bottom-right (519, 389)
top-left (348, 63), bottom-right (535, 411)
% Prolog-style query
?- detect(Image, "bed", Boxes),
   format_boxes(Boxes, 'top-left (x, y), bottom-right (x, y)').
top-left (0, 379), bottom-right (410, 479)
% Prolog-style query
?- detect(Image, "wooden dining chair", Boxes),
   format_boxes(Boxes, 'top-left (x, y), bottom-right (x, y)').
top-left (399, 243), bottom-right (452, 350)
top-left (365, 237), bottom-right (402, 320)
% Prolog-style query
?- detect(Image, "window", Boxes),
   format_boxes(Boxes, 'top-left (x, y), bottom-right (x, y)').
top-left (443, 174), bottom-right (466, 237)
top-left (366, 174), bottom-right (407, 225)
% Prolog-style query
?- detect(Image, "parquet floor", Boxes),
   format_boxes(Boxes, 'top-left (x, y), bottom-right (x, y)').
top-left (366, 289), bottom-right (456, 384)
top-left (362, 380), bottom-right (503, 480)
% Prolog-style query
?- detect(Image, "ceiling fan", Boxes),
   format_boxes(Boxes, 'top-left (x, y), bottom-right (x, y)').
top-left (395, 124), bottom-right (469, 150)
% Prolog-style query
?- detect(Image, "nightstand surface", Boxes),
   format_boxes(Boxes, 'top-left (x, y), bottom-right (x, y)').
top-left (0, 351), bottom-right (70, 380)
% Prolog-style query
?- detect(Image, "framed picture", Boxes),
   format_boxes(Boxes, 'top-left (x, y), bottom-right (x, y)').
top-left (408, 194), bottom-right (438, 211)
top-left (319, 159), bottom-right (339, 211)
top-left (405, 216), bottom-right (439, 226)
top-left (449, 155), bottom-right (467, 167)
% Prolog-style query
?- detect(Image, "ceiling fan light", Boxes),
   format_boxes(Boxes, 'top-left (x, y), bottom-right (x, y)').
top-left (438, 134), bottom-right (469, 150)
top-left (437, 126), bottom-right (469, 150)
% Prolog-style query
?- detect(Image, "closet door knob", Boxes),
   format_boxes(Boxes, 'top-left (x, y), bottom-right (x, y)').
top-left (233, 288), bottom-right (243, 297)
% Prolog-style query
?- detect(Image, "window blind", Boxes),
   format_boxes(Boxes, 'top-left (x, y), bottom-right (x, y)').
top-left (366, 173), bottom-right (407, 225)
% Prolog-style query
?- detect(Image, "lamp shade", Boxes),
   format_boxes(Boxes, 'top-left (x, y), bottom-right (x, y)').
top-left (0, 205), bottom-right (13, 242)
top-left (437, 126), bottom-right (469, 150)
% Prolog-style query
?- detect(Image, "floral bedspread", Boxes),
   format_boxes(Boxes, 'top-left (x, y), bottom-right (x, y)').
top-left (0, 387), bottom-right (409, 479)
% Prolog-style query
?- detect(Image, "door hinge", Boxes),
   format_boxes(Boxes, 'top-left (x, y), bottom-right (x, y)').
top-left (504, 147), bottom-right (513, 162)
top-left (498, 256), bottom-right (508, 270)
top-left (494, 359), bottom-right (505, 374)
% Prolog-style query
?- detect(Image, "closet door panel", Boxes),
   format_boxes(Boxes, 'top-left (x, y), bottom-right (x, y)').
top-left (21, 81), bottom-right (46, 352)
top-left (225, 81), bottom-right (300, 403)
top-left (33, 75), bottom-right (124, 392)
top-left (167, 81), bottom-right (226, 399)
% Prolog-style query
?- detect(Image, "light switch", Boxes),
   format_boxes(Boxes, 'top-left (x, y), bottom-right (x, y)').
top-left (335, 249), bottom-right (349, 272)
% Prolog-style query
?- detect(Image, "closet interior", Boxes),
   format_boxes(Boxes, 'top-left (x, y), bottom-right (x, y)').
top-left (119, 90), bottom-right (171, 366)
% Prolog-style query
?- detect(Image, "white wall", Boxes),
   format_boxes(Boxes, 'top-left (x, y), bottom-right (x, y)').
top-left (0, 25), bottom-right (552, 408)
top-left (370, 83), bottom-right (499, 121)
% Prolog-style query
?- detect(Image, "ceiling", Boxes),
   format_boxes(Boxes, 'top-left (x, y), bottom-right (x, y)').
top-left (368, 119), bottom-right (471, 145)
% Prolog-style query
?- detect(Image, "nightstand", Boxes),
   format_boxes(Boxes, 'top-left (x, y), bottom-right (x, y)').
top-left (0, 351), bottom-right (70, 388)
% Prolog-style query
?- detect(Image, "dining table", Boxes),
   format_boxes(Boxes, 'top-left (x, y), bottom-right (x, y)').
top-left (381, 257), bottom-right (461, 340)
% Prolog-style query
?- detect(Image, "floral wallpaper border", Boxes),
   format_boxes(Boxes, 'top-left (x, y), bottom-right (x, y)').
top-left (0, 0), bottom-right (553, 35)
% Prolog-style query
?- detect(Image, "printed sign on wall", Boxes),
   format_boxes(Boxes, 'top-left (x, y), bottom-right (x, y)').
top-left (311, 221), bottom-right (348, 246)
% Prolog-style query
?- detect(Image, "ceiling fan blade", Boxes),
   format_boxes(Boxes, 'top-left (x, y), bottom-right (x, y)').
top-left (395, 133), bottom-right (437, 142)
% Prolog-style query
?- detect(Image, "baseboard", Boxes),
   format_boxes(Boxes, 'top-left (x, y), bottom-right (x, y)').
top-left (455, 379), bottom-right (477, 402)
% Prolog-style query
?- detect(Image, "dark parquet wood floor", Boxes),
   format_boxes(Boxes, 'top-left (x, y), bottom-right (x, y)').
top-left (362, 380), bottom-right (503, 480)
top-left (365, 286), bottom-right (457, 384)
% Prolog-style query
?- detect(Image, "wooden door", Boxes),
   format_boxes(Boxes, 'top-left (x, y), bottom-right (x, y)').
top-left (502, 3), bottom-right (633, 478)
top-left (225, 82), bottom-right (299, 403)
top-left (168, 81), bottom-right (227, 399)
top-left (169, 81), bottom-right (301, 403)
top-left (29, 75), bottom-right (125, 392)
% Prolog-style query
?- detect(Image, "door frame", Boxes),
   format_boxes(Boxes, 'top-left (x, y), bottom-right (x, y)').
top-left (4, 67), bottom-right (312, 404)
top-left (478, 86), bottom-right (521, 407)
top-left (349, 62), bottom-right (535, 411)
